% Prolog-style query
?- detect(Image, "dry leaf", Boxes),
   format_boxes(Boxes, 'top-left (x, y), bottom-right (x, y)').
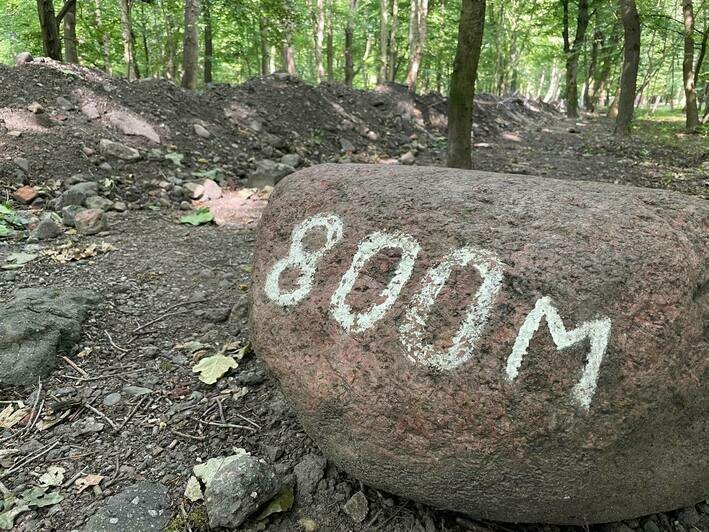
top-left (39, 466), bottom-right (65, 487)
top-left (0, 404), bottom-right (30, 429)
top-left (75, 474), bottom-right (104, 493)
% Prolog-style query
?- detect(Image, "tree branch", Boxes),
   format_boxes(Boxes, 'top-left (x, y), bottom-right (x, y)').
top-left (56, 0), bottom-right (77, 24)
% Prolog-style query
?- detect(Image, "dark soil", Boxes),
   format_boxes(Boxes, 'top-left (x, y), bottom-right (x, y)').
top-left (0, 60), bottom-right (707, 532)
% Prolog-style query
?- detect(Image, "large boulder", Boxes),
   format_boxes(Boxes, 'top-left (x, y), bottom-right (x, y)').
top-left (249, 164), bottom-right (708, 525)
top-left (0, 288), bottom-right (101, 386)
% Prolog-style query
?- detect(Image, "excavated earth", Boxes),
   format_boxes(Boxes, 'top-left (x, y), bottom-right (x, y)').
top-left (0, 59), bottom-right (707, 532)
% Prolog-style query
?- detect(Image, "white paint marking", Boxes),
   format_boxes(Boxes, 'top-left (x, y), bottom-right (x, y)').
top-left (264, 212), bottom-right (344, 306)
top-left (399, 246), bottom-right (504, 371)
top-left (505, 296), bottom-right (612, 410)
top-left (330, 231), bottom-right (421, 333)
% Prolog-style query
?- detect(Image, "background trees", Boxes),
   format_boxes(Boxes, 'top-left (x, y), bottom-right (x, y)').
top-left (0, 0), bottom-right (706, 133)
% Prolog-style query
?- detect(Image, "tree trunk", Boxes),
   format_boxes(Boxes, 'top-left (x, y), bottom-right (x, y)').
top-left (584, 30), bottom-right (602, 111)
top-left (563, 0), bottom-right (590, 118)
top-left (387, 0), bottom-right (398, 80)
top-left (326, 23), bottom-right (334, 82)
top-left (313, 0), bottom-right (325, 83)
top-left (378, 0), bottom-right (389, 84)
top-left (615, 0), bottom-right (640, 136)
top-left (281, 33), bottom-right (297, 75)
top-left (63, 0), bottom-right (78, 63)
top-left (94, 0), bottom-right (112, 74)
top-left (406, 0), bottom-right (429, 92)
top-left (344, 0), bottom-right (357, 86)
top-left (260, 17), bottom-right (270, 75)
top-left (203, 0), bottom-right (213, 84)
top-left (544, 64), bottom-right (561, 102)
top-left (36, 0), bottom-right (62, 60)
top-left (118, 0), bottom-right (138, 80)
top-left (181, 0), bottom-right (200, 89)
top-left (447, 0), bottom-right (486, 169)
top-left (683, 0), bottom-right (699, 131)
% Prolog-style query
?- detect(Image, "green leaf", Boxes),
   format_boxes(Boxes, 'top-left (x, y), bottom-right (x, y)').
top-left (0, 224), bottom-right (11, 237)
top-left (164, 152), bottom-right (184, 167)
top-left (180, 208), bottom-right (214, 226)
top-left (255, 487), bottom-right (294, 521)
top-left (2, 252), bottom-right (38, 270)
top-left (192, 354), bottom-right (238, 384)
top-left (192, 168), bottom-right (222, 180)
top-left (18, 486), bottom-right (63, 508)
top-left (0, 504), bottom-right (29, 530)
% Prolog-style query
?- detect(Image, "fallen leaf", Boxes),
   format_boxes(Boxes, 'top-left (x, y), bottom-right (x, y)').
top-left (180, 208), bottom-right (214, 226)
top-left (0, 504), bottom-right (29, 530)
top-left (164, 152), bottom-right (184, 167)
top-left (0, 404), bottom-right (30, 429)
top-left (74, 474), bottom-right (104, 494)
top-left (1, 253), bottom-right (38, 270)
top-left (192, 354), bottom-right (238, 385)
top-left (18, 486), bottom-right (63, 508)
top-left (183, 475), bottom-right (203, 502)
top-left (39, 466), bottom-right (65, 487)
top-left (255, 487), bottom-right (294, 521)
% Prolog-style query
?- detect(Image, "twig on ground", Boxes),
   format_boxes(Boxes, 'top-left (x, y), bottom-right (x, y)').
top-left (62, 356), bottom-right (89, 378)
top-left (234, 413), bottom-right (261, 430)
top-left (0, 440), bottom-right (60, 479)
top-left (84, 404), bottom-right (119, 431)
top-left (119, 396), bottom-right (148, 431)
top-left (104, 330), bottom-right (128, 353)
top-left (196, 419), bottom-right (256, 431)
top-left (170, 429), bottom-right (205, 441)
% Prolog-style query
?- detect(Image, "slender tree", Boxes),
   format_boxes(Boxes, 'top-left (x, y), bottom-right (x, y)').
top-left (562, 0), bottom-right (591, 118)
top-left (181, 0), bottom-right (200, 89)
top-left (94, 0), bottom-right (112, 74)
top-left (259, 17), bottom-right (271, 75)
top-left (406, 0), bottom-right (429, 91)
top-left (344, 0), bottom-right (357, 86)
top-left (387, 0), bottom-right (399, 80)
top-left (118, 0), bottom-right (139, 80)
top-left (615, 0), bottom-right (640, 136)
top-left (447, 0), bottom-right (486, 169)
top-left (378, 0), bottom-right (389, 84)
top-left (203, 0), bottom-right (213, 84)
top-left (682, 0), bottom-right (699, 131)
top-left (36, 0), bottom-right (62, 60)
top-left (63, 0), bottom-right (78, 63)
top-left (313, 0), bottom-right (325, 83)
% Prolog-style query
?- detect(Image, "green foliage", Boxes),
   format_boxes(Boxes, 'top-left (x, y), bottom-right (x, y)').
top-left (180, 207), bottom-right (214, 226)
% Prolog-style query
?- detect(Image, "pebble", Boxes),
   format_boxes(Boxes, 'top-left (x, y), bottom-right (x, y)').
top-left (294, 454), bottom-right (327, 501)
top-left (194, 123), bottom-right (211, 138)
top-left (343, 491), bottom-right (369, 523)
top-left (103, 392), bottom-right (122, 406)
top-left (32, 217), bottom-right (62, 240)
top-left (122, 385), bottom-right (152, 397)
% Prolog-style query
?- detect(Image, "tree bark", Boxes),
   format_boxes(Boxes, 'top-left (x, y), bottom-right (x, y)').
top-left (683, 0), bottom-right (699, 131)
top-left (583, 30), bottom-right (602, 111)
top-left (36, 0), bottom-right (62, 60)
top-left (447, 0), bottom-right (486, 169)
top-left (313, 0), bottom-right (325, 83)
top-left (406, 0), bottom-right (429, 92)
top-left (181, 0), bottom-right (200, 90)
top-left (281, 32), bottom-right (297, 75)
top-left (544, 63), bottom-right (561, 102)
top-left (94, 0), bottom-right (112, 74)
top-left (260, 17), bottom-right (271, 75)
top-left (387, 0), bottom-right (398, 80)
top-left (203, 0), bottom-right (213, 83)
top-left (118, 0), bottom-right (138, 80)
top-left (63, 0), bottom-right (78, 63)
top-left (378, 0), bottom-right (389, 84)
top-left (615, 0), bottom-right (641, 136)
top-left (344, 0), bottom-right (357, 86)
top-left (326, 22), bottom-right (334, 81)
top-left (563, 0), bottom-right (590, 118)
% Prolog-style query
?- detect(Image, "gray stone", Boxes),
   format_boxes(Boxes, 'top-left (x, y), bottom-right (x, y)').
top-left (184, 182), bottom-right (204, 200)
top-left (400, 151), bottom-right (415, 165)
top-left (14, 157), bottom-right (30, 173)
top-left (61, 205), bottom-right (85, 227)
top-left (0, 288), bottom-right (100, 385)
top-left (280, 153), bottom-right (302, 168)
top-left (56, 182), bottom-right (99, 209)
top-left (677, 506), bottom-right (701, 527)
top-left (32, 217), bottom-right (62, 240)
top-left (72, 416), bottom-right (104, 437)
top-left (99, 162), bottom-right (113, 171)
top-left (15, 52), bottom-right (33, 66)
top-left (107, 111), bottom-right (160, 144)
top-left (82, 481), bottom-right (170, 532)
top-left (194, 124), bottom-right (211, 138)
top-left (202, 452), bottom-right (281, 528)
top-left (343, 491), bottom-right (368, 523)
top-left (248, 159), bottom-right (295, 188)
top-left (339, 138), bottom-right (355, 152)
top-left (112, 201), bottom-right (127, 212)
top-left (85, 195), bottom-right (114, 211)
top-left (56, 97), bottom-right (75, 111)
top-left (201, 179), bottom-right (222, 200)
top-left (294, 454), bottom-right (326, 501)
top-left (103, 393), bottom-right (122, 407)
top-left (74, 209), bottom-right (107, 235)
top-left (99, 139), bottom-right (141, 161)
top-left (122, 385), bottom-right (152, 397)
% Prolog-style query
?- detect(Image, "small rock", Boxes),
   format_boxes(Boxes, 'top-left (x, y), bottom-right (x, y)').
top-left (81, 102), bottom-right (101, 120)
top-left (82, 146), bottom-right (96, 157)
top-left (677, 506), bottom-right (701, 527)
top-left (299, 517), bottom-right (319, 532)
top-left (74, 209), bottom-right (107, 235)
top-left (112, 201), bottom-right (127, 212)
top-left (641, 520), bottom-right (661, 532)
top-left (56, 97), bottom-right (75, 111)
top-left (7, 130), bottom-right (22, 138)
top-left (27, 102), bottom-right (44, 114)
top-left (184, 182), bottom-right (204, 200)
top-left (122, 385), bottom-right (152, 397)
top-left (179, 201), bottom-right (191, 210)
top-left (14, 157), bottom-right (30, 173)
top-left (281, 153), bottom-right (302, 168)
top-left (56, 181), bottom-right (99, 209)
top-left (99, 139), bottom-right (141, 161)
top-left (103, 392), bottom-right (122, 407)
top-left (73, 416), bottom-right (104, 437)
top-left (99, 162), bottom-right (113, 171)
top-left (248, 119), bottom-right (263, 132)
top-left (343, 491), bottom-right (368, 523)
top-left (85, 195), bottom-right (114, 211)
top-left (366, 130), bottom-right (379, 141)
top-left (199, 451), bottom-right (281, 529)
top-left (248, 159), bottom-right (295, 188)
top-left (202, 179), bottom-right (222, 200)
top-left (81, 481), bottom-right (170, 532)
top-left (32, 218), bottom-right (62, 240)
top-left (400, 151), bottom-right (415, 165)
top-left (61, 205), bottom-right (85, 227)
top-left (294, 454), bottom-right (326, 501)
top-left (15, 52), bottom-right (33, 66)
top-left (339, 138), bottom-right (355, 152)
top-left (194, 124), bottom-right (211, 138)
top-left (13, 185), bottom-right (38, 204)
